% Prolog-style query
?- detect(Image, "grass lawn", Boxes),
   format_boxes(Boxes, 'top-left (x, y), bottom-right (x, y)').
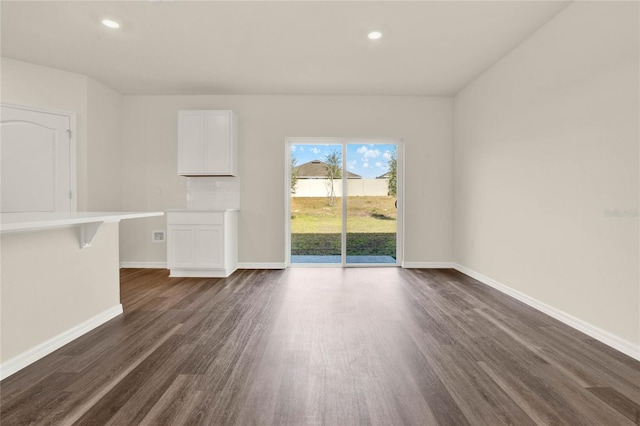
top-left (290, 196), bottom-right (397, 257)
top-left (290, 196), bottom-right (397, 233)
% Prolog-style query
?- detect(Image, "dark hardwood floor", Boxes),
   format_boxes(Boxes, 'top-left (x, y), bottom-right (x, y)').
top-left (2, 267), bottom-right (639, 425)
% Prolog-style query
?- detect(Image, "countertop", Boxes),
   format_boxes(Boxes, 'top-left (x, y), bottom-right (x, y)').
top-left (166, 208), bottom-right (239, 212)
top-left (0, 211), bottom-right (164, 232)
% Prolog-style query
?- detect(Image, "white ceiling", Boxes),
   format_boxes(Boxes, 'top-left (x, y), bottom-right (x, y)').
top-left (1, 1), bottom-right (571, 96)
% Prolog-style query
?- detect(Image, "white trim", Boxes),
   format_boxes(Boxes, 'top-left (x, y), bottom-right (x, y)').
top-left (68, 112), bottom-right (78, 212)
top-left (0, 304), bottom-right (123, 380)
top-left (0, 102), bottom-right (76, 118)
top-left (238, 262), bottom-right (286, 270)
top-left (290, 263), bottom-right (400, 268)
top-left (402, 261), bottom-right (455, 269)
top-left (120, 261), bottom-right (167, 269)
top-left (285, 140), bottom-right (292, 266)
top-left (341, 143), bottom-right (347, 263)
top-left (169, 267), bottom-right (237, 278)
top-left (396, 140), bottom-right (404, 265)
top-left (119, 262), bottom-right (288, 271)
top-left (287, 137), bottom-right (402, 145)
top-left (452, 263), bottom-right (640, 362)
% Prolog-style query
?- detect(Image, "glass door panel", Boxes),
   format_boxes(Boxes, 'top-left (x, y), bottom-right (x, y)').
top-left (345, 143), bottom-right (397, 264)
top-left (290, 143), bottom-right (343, 264)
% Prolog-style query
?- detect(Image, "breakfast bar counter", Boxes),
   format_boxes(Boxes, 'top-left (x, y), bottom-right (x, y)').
top-left (0, 211), bottom-right (163, 379)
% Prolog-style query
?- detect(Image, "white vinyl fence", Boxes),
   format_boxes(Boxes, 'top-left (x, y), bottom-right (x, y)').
top-left (293, 178), bottom-right (389, 197)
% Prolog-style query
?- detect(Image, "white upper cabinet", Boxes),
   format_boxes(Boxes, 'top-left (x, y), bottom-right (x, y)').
top-left (178, 110), bottom-right (238, 176)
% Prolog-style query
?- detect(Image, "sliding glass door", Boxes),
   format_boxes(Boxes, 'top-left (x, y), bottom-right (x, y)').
top-left (345, 143), bottom-right (398, 264)
top-left (287, 139), bottom-right (401, 266)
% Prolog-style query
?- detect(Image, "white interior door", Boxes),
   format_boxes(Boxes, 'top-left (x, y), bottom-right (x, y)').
top-left (1, 105), bottom-right (75, 213)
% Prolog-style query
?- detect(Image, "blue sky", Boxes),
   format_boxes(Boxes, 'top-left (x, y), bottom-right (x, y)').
top-left (291, 143), bottom-right (396, 178)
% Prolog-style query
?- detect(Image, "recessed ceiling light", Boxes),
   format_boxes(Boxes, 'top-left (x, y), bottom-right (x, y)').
top-left (102, 19), bottom-right (120, 29)
top-left (368, 31), bottom-right (382, 40)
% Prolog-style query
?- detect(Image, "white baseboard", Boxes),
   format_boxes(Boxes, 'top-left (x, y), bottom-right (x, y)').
top-left (402, 261), bottom-right (455, 269)
top-left (238, 262), bottom-right (286, 270)
top-left (120, 262), bottom-right (167, 269)
top-left (0, 304), bottom-right (123, 380)
top-left (169, 267), bottom-right (236, 278)
top-left (120, 262), bottom-right (287, 270)
top-left (452, 263), bottom-right (640, 362)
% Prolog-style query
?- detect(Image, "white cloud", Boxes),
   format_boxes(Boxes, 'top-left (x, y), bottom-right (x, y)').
top-left (299, 147), bottom-right (304, 152)
top-left (356, 146), bottom-right (381, 159)
top-left (291, 145), bottom-right (297, 152)
top-left (310, 147), bottom-right (321, 154)
top-left (375, 162), bottom-right (383, 168)
top-left (348, 159), bottom-right (357, 171)
top-left (383, 151), bottom-right (392, 160)
top-left (363, 162), bottom-right (369, 168)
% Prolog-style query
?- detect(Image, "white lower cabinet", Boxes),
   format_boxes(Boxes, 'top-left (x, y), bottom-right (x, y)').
top-left (167, 210), bottom-right (237, 277)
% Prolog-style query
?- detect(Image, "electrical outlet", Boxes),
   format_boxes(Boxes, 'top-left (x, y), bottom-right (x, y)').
top-left (152, 230), bottom-right (165, 243)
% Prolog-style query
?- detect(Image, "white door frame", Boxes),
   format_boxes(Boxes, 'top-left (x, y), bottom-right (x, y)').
top-left (285, 137), bottom-right (404, 267)
top-left (1, 103), bottom-right (78, 212)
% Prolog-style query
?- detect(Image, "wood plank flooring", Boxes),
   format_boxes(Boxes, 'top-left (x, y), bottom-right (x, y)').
top-left (2, 267), bottom-right (639, 425)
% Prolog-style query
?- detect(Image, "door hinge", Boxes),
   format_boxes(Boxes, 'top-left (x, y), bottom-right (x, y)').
top-left (67, 129), bottom-right (72, 138)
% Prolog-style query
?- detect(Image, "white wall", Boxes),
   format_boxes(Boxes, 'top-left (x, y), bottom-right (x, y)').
top-left (86, 78), bottom-right (123, 211)
top-left (1, 59), bottom-right (452, 266)
top-left (120, 95), bottom-right (453, 265)
top-left (1, 57), bottom-right (89, 209)
top-left (1, 223), bottom-right (121, 364)
top-left (454, 1), bottom-right (639, 348)
top-left (0, 58), bottom-right (122, 211)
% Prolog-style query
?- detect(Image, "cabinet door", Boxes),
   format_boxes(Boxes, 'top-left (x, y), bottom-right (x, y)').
top-left (178, 111), bottom-right (205, 174)
top-left (168, 225), bottom-right (196, 267)
top-left (195, 225), bottom-right (224, 268)
top-left (204, 111), bottom-right (231, 174)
